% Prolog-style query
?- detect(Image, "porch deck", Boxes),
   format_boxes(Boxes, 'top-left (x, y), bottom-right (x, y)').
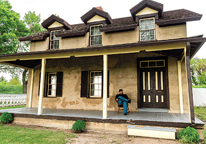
top-left (0, 108), bottom-right (204, 128)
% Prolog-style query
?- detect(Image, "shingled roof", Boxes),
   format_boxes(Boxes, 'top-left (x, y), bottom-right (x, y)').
top-left (19, 9), bottom-right (202, 41)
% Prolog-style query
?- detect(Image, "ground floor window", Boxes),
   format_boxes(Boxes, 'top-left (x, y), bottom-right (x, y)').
top-left (47, 73), bottom-right (57, 97)
top-left (90, 71), bottom-right (102, 98)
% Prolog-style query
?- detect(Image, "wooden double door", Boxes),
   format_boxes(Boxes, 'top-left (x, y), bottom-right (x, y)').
top-left (140, 68), bottom-right (167, 108)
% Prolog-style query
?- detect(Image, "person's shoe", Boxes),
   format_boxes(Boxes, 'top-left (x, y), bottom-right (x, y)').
top-left (128, 100), bottom-right (131, 103)
top-left (124, 113), bottom-right (127, 115)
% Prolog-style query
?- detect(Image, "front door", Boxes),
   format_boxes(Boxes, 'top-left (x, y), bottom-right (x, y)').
top-left (139, 59), bottom-right (168, 108)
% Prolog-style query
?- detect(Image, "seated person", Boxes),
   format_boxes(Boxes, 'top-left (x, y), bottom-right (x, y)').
top-left (115, 89), bottom-right (131, 115)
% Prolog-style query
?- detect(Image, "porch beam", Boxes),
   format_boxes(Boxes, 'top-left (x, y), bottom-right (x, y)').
top-left (28, 69), bottom-right (34, 108)
top-left (177, 61), bottom-right (184, 114)
top-left (103, 54), bottom-right (108, 119)
top-left (37, 58), bottom-right (46, 115)
top-left (185, 43), bottom-right (195, 123)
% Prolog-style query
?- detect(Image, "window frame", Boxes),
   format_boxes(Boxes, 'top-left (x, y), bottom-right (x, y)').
top-left (89, 24), bottom-right (103, 46)
top-left (139, 17), bottom-right (156, 42)
top-left (89, 71), bottom-right (103, 98)
top-left (47, 72), bottom-right (57, 98)
top-left (50, 30), bottom-right (60, 49)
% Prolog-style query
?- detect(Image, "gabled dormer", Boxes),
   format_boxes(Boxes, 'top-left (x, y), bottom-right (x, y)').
top-left (130, 0), bottom-right (163, 22)
top-left (81, 7), bottom-right (113, 46)
top-left (41, 15), bottom-right (72, 50)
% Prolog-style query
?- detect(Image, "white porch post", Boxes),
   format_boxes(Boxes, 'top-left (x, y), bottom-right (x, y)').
top-left (28, 69), bottom-right (34, 108)
top-left (177, 60), bottom-right (184, 114)
top-left (38, 58), bottom-right (46, 115)
top-left (103, 54), bottom-right (108, 119)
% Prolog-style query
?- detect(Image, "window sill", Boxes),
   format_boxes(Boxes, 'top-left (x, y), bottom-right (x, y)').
top-left (87, 44), bottom-right (103, 48)
top-left (138, 39), bottom-right (157, 43)
top-left (46, 48), bottom-right (60, 51)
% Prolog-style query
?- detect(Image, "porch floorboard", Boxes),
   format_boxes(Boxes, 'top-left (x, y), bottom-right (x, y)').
top-left (0, 107), bottom-right (203, 125)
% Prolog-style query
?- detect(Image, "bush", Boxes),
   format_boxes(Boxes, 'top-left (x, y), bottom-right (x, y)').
top-left (72, 120), bottom-right (86, 132)
top-left (0, 112), bottom-right (14, 124)
top-left (0, 84), bottom-right (23, 94)
top-left (177, 126), bottom-right (200, 143)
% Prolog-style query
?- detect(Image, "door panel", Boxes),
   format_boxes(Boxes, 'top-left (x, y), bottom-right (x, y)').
top-left (140, 68), bottom-right (167, 108)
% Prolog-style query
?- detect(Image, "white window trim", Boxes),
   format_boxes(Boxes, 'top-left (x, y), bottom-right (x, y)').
top-left (90, 24), bottom-right (103, 46)
top-left (50, 30), bottom-right (60, 49)
top-left (139, 17), bottom-right (156, 42)
top-left (47, 72), bottom-right (57, 97)
top-left (89, 71), bottom-right (102, 98)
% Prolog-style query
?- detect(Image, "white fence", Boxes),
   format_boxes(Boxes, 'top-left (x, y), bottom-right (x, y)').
top-left (193, 88), bottom-right (206, 107)
top-left (0, 94), bottom-right (27, 107)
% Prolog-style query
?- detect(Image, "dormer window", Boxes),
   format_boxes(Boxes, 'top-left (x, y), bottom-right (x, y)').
top-left (139, 18), bottom-right (155, 41)
top-left (90, 25), bottom-right (103, 46)
top-left (50, 30), bottom-right (60, 49)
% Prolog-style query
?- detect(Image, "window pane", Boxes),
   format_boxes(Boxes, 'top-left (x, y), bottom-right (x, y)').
top-left (48, 73), bottom-right (57, 97)
top-left (90, 25), bottom-right (102, 46)
top-left (140, 18), bottom-right (155, 41)
top-left (90, 71), bottom-right (102, 97)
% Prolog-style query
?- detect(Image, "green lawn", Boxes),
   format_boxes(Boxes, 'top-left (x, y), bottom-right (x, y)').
top-left (194, 107), bottom-right (206, 121)
top-left (0, 105), bottom-right (26, 110)
top-left (0, 124), bottom-right (76, 144)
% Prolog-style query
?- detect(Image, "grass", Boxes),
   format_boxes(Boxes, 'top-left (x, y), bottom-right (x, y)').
top-left (0, 105), bottom-right (26, 110)
top-left (0, 124), bottom-right (76, 144)
top-left (193, 85), bottom-right (206, 88)
top-left (194, 106), bottom-right (206, 121)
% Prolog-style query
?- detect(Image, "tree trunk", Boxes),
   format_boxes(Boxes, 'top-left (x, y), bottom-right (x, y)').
top-left (22, 69), bottom-right (28, 94)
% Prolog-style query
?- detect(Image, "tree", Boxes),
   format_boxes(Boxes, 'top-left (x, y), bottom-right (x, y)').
top-left (0, 0), bottom-right (29, 54)
top-left (7, 77), bottom-right (21, 85)
top-left (0, 76), bottom-right (6, 82)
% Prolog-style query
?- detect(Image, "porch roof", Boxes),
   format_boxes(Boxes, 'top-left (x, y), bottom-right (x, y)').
top-left (0, 36), bottom-right (205, 69)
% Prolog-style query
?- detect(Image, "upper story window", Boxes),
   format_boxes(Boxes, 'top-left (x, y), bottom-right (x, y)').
top-left (50, 30), bottom-right (60, 49)
top-left (90, 25), bottom-right (103, 46)
top-left (139, 18), bottom-right (155, 41)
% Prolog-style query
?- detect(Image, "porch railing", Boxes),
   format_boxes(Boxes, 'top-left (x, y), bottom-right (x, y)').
top-left (0, 94), bottom-right (27, 107)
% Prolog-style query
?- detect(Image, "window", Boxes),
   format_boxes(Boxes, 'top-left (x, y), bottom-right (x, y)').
top-left (50, 31), bottom-right (60, 49)
top-left (139, 18), bottom-right (155, 41)
top-left (90, 25), bottom-right (103, 46)
top-left (140, 60), bottom-right (165, 68)
top-left (90, 71), bottom-right (102, 98)
top-left (47, 73), bottom-right (57, 97)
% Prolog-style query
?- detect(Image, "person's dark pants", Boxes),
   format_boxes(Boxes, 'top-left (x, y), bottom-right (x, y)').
top-left (118, 96), bottom-right (129, 114)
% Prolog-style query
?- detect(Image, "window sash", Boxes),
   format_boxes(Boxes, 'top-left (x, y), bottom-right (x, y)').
top-left (90, 71), bottom-right (102, 98)
top-left (90, 25), bottom-right (103, 46)
top-left (47, 73), bottom-right (57, 97)
top-left (50, 31), bottom-right (60, 49)
top-left (139, 18), bottom-right (155, 41)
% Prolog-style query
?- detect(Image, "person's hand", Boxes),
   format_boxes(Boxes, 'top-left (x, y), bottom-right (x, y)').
top-left (128, 98), bottom-right (130, 100)
top-left (116, 99), bottom-right (118, 101)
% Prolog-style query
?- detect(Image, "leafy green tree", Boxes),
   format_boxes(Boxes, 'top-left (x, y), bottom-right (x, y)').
top-left (0, 0), bottom-right (29, 54)
top-left (0, 76), bottom-right (6, 82)
top-left (198, 71), bottom-right (206, 85)
top-left (7, 77), bottom-right (21, 85)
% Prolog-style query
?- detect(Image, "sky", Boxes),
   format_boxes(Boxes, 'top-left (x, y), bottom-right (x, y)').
top-left (1, 0), bottom-right (206, 81)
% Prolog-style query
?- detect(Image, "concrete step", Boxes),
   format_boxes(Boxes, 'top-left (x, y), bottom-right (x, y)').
top-left (127, 125), bottom-right (176, 139)
top-left (137, 108), bottom-right (169, 113)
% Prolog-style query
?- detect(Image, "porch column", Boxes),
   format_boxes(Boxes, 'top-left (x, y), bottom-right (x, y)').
top-left (37, 58), bottom-right (46, 115)
top-left (177, 61), bottom-right (184, 114)
top-left (185, 43), bottom-right (195, 123)
top-left (103, 54), bottom-right (108, 119)
top-left (28, 69), bottom-right (34, 108)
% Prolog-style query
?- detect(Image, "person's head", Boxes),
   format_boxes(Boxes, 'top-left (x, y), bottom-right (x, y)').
top-left (119, 89), bottom-right (123, 94)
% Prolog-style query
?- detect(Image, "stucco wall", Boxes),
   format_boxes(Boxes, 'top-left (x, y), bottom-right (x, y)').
top-left (29, 24), bottom-right (187, 52)
top-left (27, 52), bottom-right (189, 114)
top-left (30, 37), bottom-right (49, 52)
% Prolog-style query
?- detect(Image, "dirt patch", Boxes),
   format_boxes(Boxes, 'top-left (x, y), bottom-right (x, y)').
top-left (4, 124), bottom-right (180, 144)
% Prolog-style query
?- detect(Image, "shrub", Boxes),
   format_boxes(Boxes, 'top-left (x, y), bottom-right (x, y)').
top-left (177, 126), bottom-right (200, 143)
top-left (0, 112), bottom-right (14, 124)
top-left (72, 120), bottom-right (86, 132)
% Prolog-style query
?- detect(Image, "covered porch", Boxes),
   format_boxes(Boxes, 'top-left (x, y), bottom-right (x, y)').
top-left (0, 107), bottom-right (204, 128)
top-left (0, 36), bottom-right (205, 126)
